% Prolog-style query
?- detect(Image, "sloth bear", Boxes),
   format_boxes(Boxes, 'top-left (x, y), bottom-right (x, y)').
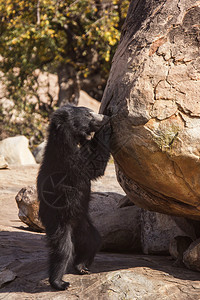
top-left (37, 104), bottom-right (111, 290)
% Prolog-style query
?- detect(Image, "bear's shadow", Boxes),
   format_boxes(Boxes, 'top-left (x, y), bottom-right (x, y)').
top-left (0, 230), bottom-right (199, 294)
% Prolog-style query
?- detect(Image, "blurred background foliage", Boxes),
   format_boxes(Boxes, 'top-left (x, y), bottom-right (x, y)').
top-left (0, 0), bottom-right (129, 145)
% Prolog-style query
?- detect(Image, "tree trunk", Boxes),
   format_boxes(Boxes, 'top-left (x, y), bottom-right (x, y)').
top-left (100, 0), bottom-right (200, 219)
top-left (57, 63), bottom-right (80, 106)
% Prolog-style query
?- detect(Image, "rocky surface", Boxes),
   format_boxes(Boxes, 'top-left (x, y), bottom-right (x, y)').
top-left (90, 193), bottom-right (141, 252)
top-left (1, 229), bottom-right (200, 300)
top-left (0, 136), bottom-right (36, 165)
top-left (1, 164), bottom-right (200, 299)
top-left (100, 0), bottom-right (200, 219)
top-left (141, 210), bottom-right (196, 255)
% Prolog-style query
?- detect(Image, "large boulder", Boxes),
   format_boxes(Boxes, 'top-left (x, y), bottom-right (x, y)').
top-left (100, 0), bottom-right (200, 219)
top-left (0, 136), bottom-right (36, 165)
top-left (90, 192), bottom-right (141, 252)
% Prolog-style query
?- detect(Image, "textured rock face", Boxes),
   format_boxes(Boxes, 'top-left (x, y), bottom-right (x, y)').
top-left (15, 186), bottom-right (44, 232)
top-left (90, 192), bottom-right (141, 252)
top-left (100, 0), bottom-right (200, 219)
top-left (141, 210), bottom-right (196, 255)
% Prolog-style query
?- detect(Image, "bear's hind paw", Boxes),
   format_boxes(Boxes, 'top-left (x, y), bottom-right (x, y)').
top-left (50, 279), bottom-right (70, 291)
top-left (75, 264), bottom-right (91, 275)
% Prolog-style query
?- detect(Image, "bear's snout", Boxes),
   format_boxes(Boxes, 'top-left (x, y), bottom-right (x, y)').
top-left (90, 112), bottom-right (110, 129)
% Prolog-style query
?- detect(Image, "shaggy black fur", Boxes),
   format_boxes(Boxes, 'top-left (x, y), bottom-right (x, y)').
top-left (37, 105), bottom-right (111, 290)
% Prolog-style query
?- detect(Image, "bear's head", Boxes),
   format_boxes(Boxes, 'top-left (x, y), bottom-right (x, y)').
top-left (49, 104), bottom-right (109, 145)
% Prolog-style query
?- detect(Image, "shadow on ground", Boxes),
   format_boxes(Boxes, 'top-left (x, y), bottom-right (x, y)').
top-left (0, 229), bottom-right (200, 297)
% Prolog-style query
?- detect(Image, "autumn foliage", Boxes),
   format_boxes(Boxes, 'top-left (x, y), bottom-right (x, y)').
top-left (0, 0), bottom-right (129, 146)
top-left (0, 0), bottom-right (129, 106)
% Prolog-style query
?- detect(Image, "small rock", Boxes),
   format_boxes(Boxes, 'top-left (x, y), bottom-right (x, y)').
top-left (0, 269), bottom-right (16, 288)
top-left (15, 186), bottom-right (44, 232)
top-left (0, 136), bottom-right (36, 165)
top-left (183, 238), bottom-right (200, 272)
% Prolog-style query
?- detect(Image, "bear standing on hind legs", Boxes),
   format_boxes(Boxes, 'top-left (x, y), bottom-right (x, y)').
top-left (37, 104), bottom-right (111, 291)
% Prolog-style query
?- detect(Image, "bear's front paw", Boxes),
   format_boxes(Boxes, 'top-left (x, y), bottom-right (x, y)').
top-left (94, 122), bottom-right (112, 149)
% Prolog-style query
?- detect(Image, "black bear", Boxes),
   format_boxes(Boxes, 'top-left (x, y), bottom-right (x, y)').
top-left (37, 104), bottom-right (111, 290)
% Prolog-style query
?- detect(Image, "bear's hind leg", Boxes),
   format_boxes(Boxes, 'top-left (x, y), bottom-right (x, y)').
top-left (47, 224), bottom-right (74, 290)
top-left (73, 217), bottom-right (101, 275)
